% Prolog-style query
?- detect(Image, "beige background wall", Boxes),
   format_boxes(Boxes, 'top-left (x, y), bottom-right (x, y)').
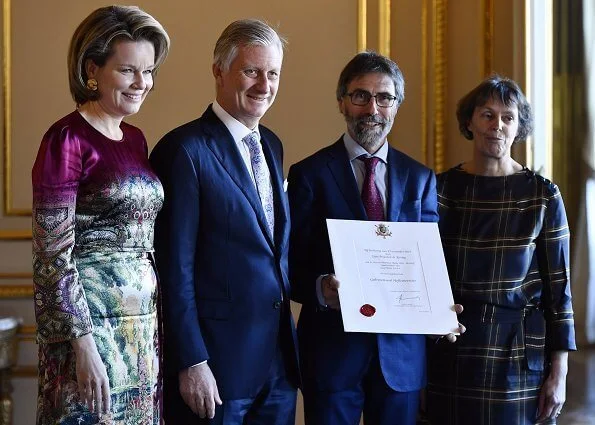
top-left (0, 1), bottom-right (520, 424)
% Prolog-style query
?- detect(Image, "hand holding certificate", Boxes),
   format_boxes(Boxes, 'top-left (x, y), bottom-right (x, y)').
top-left (326, 219), bottom-right (460, 335)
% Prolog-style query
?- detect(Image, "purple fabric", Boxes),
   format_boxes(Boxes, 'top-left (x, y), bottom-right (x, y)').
top-left (32, 110), bottom-right (163, 423)
top-left (359, 155), bottom-right (384, 221)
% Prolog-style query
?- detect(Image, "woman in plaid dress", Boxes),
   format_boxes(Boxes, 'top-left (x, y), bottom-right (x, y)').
top-left (426, 76), bottom-right (576, 425)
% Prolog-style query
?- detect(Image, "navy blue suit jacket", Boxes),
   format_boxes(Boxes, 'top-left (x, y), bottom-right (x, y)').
top-left (288, 138), bottom-right (438, 393)
top-left (150, 106), bottom-right (299, 402)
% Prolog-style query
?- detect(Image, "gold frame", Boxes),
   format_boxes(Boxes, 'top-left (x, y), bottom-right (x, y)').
top-left (0, 229), bottom-right (31, 240)
top-left (357, 0), bottom-right (367, 52)
top-left (421, 0), bottom-right (429, 164)
top-left (432, 0), bottom-right (447, 173)
top-left (2, 0), bottom-right (32, 248)
top-left (17, 325), bottom-right (35, 342)
top-left (482, 0), bottom-right (494, 76)
top-left (378, 0), bottom-right (391, 56)
top-left (2, 0), bottom-right (29, 216)
top-left (0, 284), bottom-right (32, 298)
top-left (0, 271), bottom-right (32, 279)
top-left (12, 365), bottom-right (37, 377)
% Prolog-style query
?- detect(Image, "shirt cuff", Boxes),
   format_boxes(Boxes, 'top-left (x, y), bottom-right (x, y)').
top-left (189, 360), bottom-right (208, 368)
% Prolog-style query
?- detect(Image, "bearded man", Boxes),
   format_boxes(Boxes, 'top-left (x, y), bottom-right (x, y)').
top-left (287, 51), bottom-right (438, 425)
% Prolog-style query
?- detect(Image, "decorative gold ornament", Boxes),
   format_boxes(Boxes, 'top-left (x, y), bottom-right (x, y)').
top-left (86, 78), bottom-right (98, 91)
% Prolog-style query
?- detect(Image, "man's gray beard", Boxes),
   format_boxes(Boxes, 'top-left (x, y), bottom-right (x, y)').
top-left (346, 115), bottom-right (392, 151)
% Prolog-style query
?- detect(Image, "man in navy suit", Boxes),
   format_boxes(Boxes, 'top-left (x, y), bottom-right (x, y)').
top-left (150, 19), bottom-right (299, 425)
top-left (288, 52), bottom-right (456, 425)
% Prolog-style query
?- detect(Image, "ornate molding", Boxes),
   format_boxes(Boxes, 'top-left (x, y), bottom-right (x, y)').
top-left (17, 324), bottom-right (35, 342)
top-left (11, 365), bottom-right (36, 377)
top-left (421, 0), bottom-right (429, 165)
top-left (0, 272), bottom-right (32, 279)
top-left (0, 284), bottom-right (32, 299)
top-left (357, 0), bottom-right (367, 52)
top-left (482, 0), bottom-right (494, 76)
top-left (0, 229), bottom-right (32, 240)
top-left (2, 0), bottom-right (30, 216)
top-left (432, 0), bottom-right (447, 173)
top-left (378, 0), bottom-right (391, 56)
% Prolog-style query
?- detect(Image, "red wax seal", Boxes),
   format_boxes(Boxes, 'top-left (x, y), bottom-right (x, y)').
top-left (360, 304), bottom-right (376, 317)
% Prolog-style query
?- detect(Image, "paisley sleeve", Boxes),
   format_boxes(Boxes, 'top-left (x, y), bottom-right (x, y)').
top-left (32, 124), bottom-right (93, 344)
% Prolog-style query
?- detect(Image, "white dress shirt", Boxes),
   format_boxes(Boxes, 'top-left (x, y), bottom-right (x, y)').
top-left (316, 133), bottom-right (389, 307)
top-left (212, 100), bottom-right (272, 188)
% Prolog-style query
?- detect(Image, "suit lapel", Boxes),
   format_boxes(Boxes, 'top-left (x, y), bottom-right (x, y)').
top-left (327, 139), bottom-right (367, 220)
top-left (386, 147), bottom-right (408, 221)
top-left (202, 107), bottom-right (274, 248)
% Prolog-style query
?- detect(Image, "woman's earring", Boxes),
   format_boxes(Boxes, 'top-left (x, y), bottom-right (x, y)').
top-left (86, 78), bottom-right (98, 91)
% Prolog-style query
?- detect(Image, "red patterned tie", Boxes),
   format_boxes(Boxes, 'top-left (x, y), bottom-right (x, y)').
top-left (359, 155), bottom-right (385, 221)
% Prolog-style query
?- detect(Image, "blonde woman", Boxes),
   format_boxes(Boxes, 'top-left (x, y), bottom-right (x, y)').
top-left (32, 6), bottom-right (169, 424)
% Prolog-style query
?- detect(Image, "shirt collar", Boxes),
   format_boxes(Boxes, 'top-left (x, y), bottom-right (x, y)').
top-left (342, 132), bottom-right (388, 163)
top-left (212, 100), bottom-right (261, 142)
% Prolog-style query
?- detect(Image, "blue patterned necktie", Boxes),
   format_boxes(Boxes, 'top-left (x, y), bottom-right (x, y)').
top-left (359, 155), bottom-right (385, 221)
top-left (243, 131), bottom-right (275, 238)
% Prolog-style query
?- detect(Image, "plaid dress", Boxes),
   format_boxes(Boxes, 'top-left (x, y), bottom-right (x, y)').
top-left (426, 166), bottom-right (576, 425)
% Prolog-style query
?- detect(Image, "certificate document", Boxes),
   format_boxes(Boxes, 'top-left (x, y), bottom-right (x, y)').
top-left (326, 219), bottom-right (459, 335)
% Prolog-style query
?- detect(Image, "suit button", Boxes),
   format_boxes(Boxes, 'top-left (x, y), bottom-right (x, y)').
top-left (273, 301), bottom-right (282, 309)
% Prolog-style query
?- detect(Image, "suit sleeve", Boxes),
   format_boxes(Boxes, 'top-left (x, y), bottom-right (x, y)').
top-left (288, 164), bottom-right (326, 307)
top-left (150, 139), bottom-right (208, 371)
top-left (421, 169), bottom-right (439, 223)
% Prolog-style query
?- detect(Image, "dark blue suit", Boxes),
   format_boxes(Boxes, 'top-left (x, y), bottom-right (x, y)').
top-left (150, 106), bottom-right (299, 424)
top-left (288, 138), bottom-right (438, 425)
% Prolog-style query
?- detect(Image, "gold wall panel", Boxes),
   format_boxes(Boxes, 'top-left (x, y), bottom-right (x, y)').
top-left (421, 0), bottom-right (429, 164)
top-left (482, 0), bottom-right (494, 76)
top-left (2, 0), bottom-right (29, 216)
top-left (378, 0), bottom-right (391, 56)
top-left (432, 0), bottom-right (447, 173)
top-left (358, 0), bottom-right (367, 52)
top-left (0, 284), bottom-right (32, 299)
top-left (0, 229), bottom-right (31, 240)
top-left (11, 365), bottom-right (36, 378)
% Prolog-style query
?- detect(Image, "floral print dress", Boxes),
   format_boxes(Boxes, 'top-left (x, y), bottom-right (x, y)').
top-left (32, 111), bottom-right (163, 425)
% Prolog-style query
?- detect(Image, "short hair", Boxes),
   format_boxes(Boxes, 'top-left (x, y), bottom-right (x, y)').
top-left (213, 19), bottom-right (287, 72)
top-left (456, 75), bottom-right (534, 142)
top-left (336, 51), bottom-right (405, 107)
top-left (68, 5), bottom-right (170, 105)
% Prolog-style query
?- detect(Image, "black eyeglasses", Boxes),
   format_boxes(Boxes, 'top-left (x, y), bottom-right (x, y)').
top-left (345, 90), bottom-right (397, 108)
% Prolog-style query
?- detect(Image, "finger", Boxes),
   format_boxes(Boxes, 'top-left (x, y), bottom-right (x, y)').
top-left (85, 383), bottom-right (94, 412)
top-left (535, 393), bottom-right (546, 421)
top-left (94, 383), bottom-right (103, 416)
top-left (196, 394), bottom-right (207, 418)
top-left (454, 304), bottom-right (464, 314)
top-left (101, 381), bottom-right (110, 414)
top-left (328, 276), bottom-right (340, 289)
top-left (445, 333), bottom-right (457, 343)
top-left (543, 399), bottom-right (556, 420)
top-left (205, 393), bottom-right (216, 419)
top-left (182, 391), bottom-right (198, 416)
top-left (214, 386), bottom-right (223, 406)
top-left (78, 381), bottom-right (87, 409)
top-left (547, 403), bottom-right (562, 420)
top-left (458, 323), bottom-right (466, 334)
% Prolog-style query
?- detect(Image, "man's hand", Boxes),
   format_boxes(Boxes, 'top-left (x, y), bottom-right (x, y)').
top-left (179, 363), bottom-right (222, 419)
top-left (321, 274), bottom-right (340, 310)
top-left (430, 304), bottom-right (466, 343)
top-left (71, 334), bottom-right (111, 415)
